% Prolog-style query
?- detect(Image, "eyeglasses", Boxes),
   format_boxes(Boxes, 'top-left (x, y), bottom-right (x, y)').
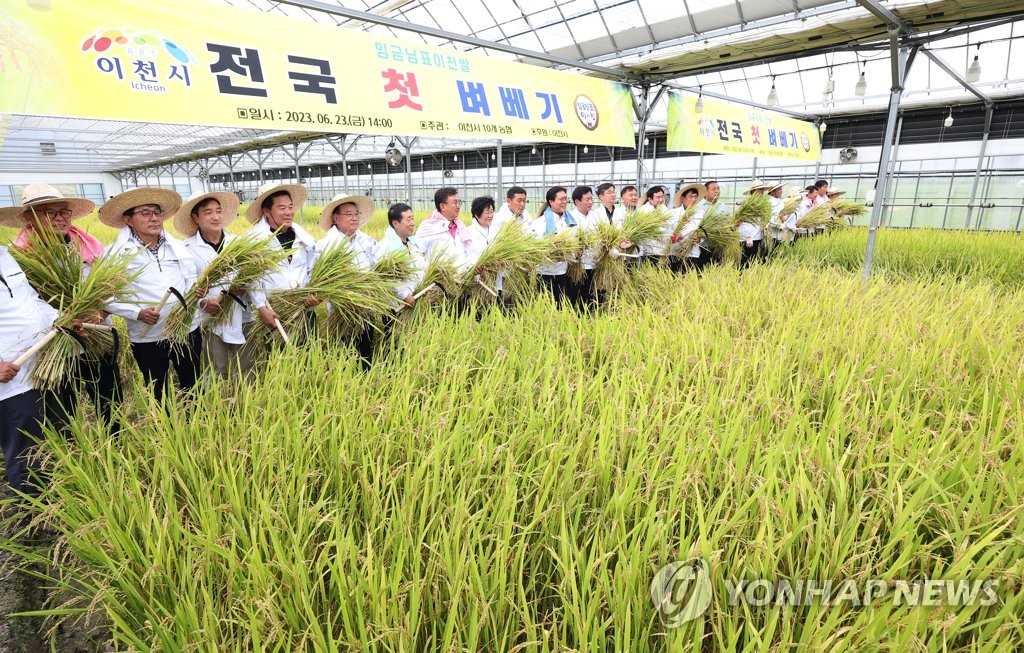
top-left (37, 208), bottom-right (73, 220)
top-left (447, 199), bottom-right (462, 206)
top-left (335, 212), bottom-right (361, 218)
top-left (130, 208), bottom-right (164, 218)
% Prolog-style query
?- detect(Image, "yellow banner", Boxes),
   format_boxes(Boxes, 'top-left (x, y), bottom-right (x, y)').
top-left (667, 91), bottom-right (821, 161)
top-left (0, 0), bottom-right (636, 147)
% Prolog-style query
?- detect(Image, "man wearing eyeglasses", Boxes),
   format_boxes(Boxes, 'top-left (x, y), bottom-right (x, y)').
top-left (98, 188), bottom-right (203, 402)
top-left (315, 193), bottom-right (381, 367)
top-left (315, 193), bottom-right (379, 270)
top-left (414, 187), bottom-right (475, 273)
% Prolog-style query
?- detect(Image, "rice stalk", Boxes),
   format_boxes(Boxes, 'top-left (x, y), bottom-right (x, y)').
top-left (10, 223), bottom-right (136, 388)
top-left (164, 233), bottom-right (287, 346)
top-left (698, 205), bottom-right (742, 266)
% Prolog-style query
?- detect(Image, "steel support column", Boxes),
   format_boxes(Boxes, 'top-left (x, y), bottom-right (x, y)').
top-left (862, 32), bottom-right (912, 282)
top-left (966, 104), bottom-right (994, 230)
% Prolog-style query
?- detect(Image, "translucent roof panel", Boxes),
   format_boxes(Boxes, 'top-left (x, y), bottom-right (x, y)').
top-left (1, 0), bottom-right (1023, 174)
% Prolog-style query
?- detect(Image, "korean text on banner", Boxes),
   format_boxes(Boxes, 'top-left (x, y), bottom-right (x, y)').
top-left (0, 0), bottom-right (636, 147)
top-left (666, 91), bottom-right (821, 161)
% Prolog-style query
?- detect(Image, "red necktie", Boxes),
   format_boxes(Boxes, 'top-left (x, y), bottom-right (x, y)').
top-left (448, 221), bottom-right (457, 238)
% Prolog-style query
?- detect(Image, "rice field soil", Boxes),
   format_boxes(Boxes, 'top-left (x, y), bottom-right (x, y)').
top-left (1, 226), bottom-right (1021, 650)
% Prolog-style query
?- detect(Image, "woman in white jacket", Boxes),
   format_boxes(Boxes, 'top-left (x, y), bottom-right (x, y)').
top-left (174, 191), bottom-right (258, 378)
top-left (99, 188), bottom-right (203, 401)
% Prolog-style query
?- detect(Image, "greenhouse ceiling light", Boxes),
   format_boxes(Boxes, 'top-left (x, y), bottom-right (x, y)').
top-left (767, 76), bottom-right (779, 107)
top-left (694, 91), bottom-right (704, 113)
top-left (943, 108), bottom-right (954, 128)
top-left (966, 54), bottom-right (981, 83)
top-left (819, 122), bottom-right (827, 134)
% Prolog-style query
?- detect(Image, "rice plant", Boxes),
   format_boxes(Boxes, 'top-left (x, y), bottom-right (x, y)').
top-left (163, 233), bottom-right (287, 346)
top-left (5, 252), bottom-right (1022, 651)
top-left (9, 224), bottom-right (136, 388)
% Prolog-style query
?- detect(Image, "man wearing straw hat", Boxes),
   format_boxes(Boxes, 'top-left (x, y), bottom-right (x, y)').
top-left (98, 187), bottom-right (203, 402)
top-left (764, 182), bottom-right (789, 243)
top-left (245, 182), bottom-right (319, 338)
top-left (670, 182), bottom-right (708, 273)
top-left (0, 183), bottom-right (123, 431)
top-left (0, 242), bottom-right (65, 494)
top-left (739, 180), bottom-right (770, 268)
top-left (316, 192), bottom-right (379, 366)
top-left (174, 190), bottom-right (257, 378)
top-left (315, 192), bottom-right (379, 269)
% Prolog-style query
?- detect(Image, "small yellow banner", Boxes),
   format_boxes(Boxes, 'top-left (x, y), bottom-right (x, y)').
top-left (667, 91), bottom-right (821, 161)
top-left (0, 0), bottom-right (636, 147)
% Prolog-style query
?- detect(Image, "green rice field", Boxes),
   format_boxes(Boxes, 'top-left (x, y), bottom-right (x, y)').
top-left (2, 225), bottom-right (1023, 651)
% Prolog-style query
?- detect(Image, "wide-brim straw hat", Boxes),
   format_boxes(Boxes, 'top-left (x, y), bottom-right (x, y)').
top-left (318, 193), bottom-right (374, 231)
top-left (173, 191), bottom-right (241, 237)
top-left (787, 186), bottom-right (803, 198)
top-left (744, 179), bottom-right (771, 195)
top-left (245, 182), bottom-right (308, 224)
top-left (99, 187), bottom-right (181, 228)
top-left (765, 182), bottom-right (785, 194)
top-left (0, 182), bottom-right (96, 228)
top-left (672, 182), bottom-right (707, 208)
top-left (827, 190), bottom-right (846, 198)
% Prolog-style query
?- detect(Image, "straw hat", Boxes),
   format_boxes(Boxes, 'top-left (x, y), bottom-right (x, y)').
top-left (318, 193), bottom-right (374, 232)
top-left (0, 182), bottom-right (95, 228)
top-left (765, 182), bottom-right (785, 194)
top-left (245, 182), bottom-right (307, 224)
top-left (172, 191), bottom-right (241, 237)
top-left (672, 182), bottom-right (707, 208)
top-left (743, 179), bottom-right (771, 195)
top-left (99, 187), bottom-right (181, 228)
top-left (787, 186), bottom-right (803, 198)
top-left (827, 190), bottom-right (846, 199)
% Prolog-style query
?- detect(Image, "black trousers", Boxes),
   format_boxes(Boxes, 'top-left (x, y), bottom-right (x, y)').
top-left (130, 328), bottom-right (202, 402)
top-left (539, 274), bottom-right (568, 309)
top-left (57, 330), bottom-right (123, 433)
top-left (740, 239), bottom-right (764, 268)
top-left (568, 271), bottom-right (595, 312)
top-left (0, 389), bottom-right (67, 494)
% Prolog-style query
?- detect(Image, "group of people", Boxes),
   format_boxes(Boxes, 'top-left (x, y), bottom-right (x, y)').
top-left (0, 176), bottom-right (835, 494)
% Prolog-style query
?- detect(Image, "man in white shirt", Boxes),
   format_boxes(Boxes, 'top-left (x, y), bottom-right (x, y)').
top-left (379, 202), bottom-right (426, 308)
top-left (246, 183), bottom-right (320, 339)
top-left (813, 179), bottom-right (830, 206)
top-left (794, 185), bottom-right (818, 239)
top-left (174, 190), bottom-right (256, 379)
top-left (316, 193), bottom-right (379, 367)
top-left (527, 186), bottom-right (571, 309)
top-left (492, 186), bottom-right (528, 230)
top-left (671, 182), bottom-right (708, 273)
top-left (316, 193), bottom-right (379, 270)
top-left (765, 182), bottom-right (792, 243)
top-left (0, 246), bottom-right (64, 494)
top-left (590, 183), bottom-right (623, 228)
top-left (415, 187), bottom-right (475, 274)
top-left (568, 186), bottom-right (595, 309)
top-left (636, 185), bottom-right (672, 265)
top-left (739, 180), bottom-right (769, 268)
top-left (99, 188), bottom-right (203, 402)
